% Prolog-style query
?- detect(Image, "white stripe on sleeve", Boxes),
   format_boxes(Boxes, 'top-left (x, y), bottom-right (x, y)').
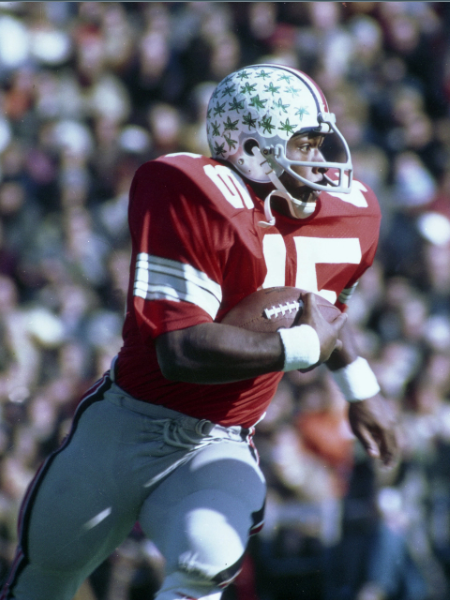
top-left (133, 253), bottom-right (222, 319)
top-left (338, 282), bottom-right (358, 305)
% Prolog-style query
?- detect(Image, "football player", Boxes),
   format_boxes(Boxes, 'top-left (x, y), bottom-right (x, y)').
top-left (1, 65), bottom-right (397, 600)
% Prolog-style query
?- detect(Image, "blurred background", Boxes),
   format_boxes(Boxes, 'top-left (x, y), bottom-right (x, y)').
top-left (0, 2), bottom-right (450, 599)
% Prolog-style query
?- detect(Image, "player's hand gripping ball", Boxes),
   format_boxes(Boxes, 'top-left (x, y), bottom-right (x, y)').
top-left (220, 286), bottom-right (341, 332)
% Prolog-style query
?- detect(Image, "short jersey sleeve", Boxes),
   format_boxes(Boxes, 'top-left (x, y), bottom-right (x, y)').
top-left (127, 159), bottom-right (235, 340)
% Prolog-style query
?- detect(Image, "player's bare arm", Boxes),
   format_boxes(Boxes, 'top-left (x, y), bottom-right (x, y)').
top-left (325, 318), bottom-right (359, 371)
top-left (155, 295), bottom-right (347, 384)
top-left (327, 320), bottom-right (399, 468)
top-left (347, 396), bottom-right (398, 468)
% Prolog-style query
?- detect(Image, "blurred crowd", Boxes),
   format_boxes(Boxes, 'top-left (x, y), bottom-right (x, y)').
top-left (1, 2), bottom-right (450, 599)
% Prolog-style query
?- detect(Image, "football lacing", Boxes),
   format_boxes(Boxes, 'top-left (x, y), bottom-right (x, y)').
top-left (264, 300), bottom-right (300, 320)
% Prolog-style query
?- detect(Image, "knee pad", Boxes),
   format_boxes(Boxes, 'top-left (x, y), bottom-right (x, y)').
top-left (178, 505), bottom-right (246, 583)
top-left (156, 506), bottom-right (247, 600)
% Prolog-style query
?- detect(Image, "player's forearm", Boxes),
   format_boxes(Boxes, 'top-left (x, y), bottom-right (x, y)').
top-left (325, 320), bottom-right (381, 402)
top-left (325, 320), bottom-right (359, 370)
top-left (155, 322), bottom-right (285, 384)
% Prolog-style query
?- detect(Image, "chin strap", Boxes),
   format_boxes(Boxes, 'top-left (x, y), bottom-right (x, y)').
top-left (258, 190), bottom-right (277, 228)
top-left (252, 147), bottom-right (317, 228)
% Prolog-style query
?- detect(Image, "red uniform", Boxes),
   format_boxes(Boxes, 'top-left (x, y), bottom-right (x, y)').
top-left (116, 153), bottom-right (380, 428)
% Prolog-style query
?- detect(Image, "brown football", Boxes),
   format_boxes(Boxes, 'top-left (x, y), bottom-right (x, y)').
top-left (220, 287), bottom-right (341, 333)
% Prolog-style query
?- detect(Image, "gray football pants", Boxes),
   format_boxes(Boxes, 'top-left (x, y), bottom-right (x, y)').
top-left (0, 374), bottom-right (266, 600)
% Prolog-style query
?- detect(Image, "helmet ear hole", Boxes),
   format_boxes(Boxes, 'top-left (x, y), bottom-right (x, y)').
top-left (244, 139), bottom-right (259, 156)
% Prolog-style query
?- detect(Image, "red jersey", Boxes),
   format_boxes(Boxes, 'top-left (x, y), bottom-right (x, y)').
top-left (116, 153), bottom-right (381, 427)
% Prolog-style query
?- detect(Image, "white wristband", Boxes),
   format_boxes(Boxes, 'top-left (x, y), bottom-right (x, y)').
top-left (331, 357), bottom-right (380, 402)
top-left (278, 325), bottom-right (321, 371)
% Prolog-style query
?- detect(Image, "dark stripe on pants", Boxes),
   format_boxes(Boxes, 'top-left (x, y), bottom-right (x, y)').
top-left (0, 373), bottom-right (112, 600)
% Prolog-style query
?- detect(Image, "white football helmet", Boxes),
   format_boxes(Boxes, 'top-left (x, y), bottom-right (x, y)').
top-left (207, 64), bottom-right (353, 223)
